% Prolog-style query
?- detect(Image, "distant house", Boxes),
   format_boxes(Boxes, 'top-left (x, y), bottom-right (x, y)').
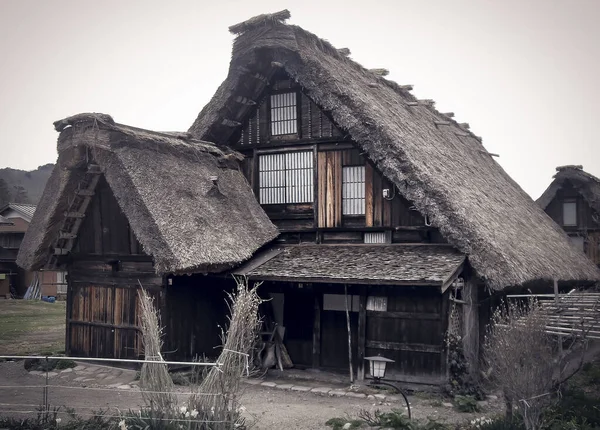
top-left (538, 165), bottom-right (600, 267)
top-left (18, 11), bottom-right (599, 384)
top-left (0, 203), bottom-right (65, 298)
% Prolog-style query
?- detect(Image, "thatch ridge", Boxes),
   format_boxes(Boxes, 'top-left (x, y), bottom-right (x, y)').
top-left (17, 114), bottom-right (278, 274)
top-left (188, 13), bottom-right (600, 289)
top-left (229, 9), bottom-right (290, 35)
top-left (537, 165), bottom-right (600, 214)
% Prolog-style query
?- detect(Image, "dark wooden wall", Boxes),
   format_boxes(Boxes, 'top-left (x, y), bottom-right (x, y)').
top-left (162, 276), bottom-right (233, 361)
top-left (544, 181), bottom-right (600, 266)
top-left (66, 176), bottom-right (162, 359)
top-left (230, 74), bottom-right (443, 244)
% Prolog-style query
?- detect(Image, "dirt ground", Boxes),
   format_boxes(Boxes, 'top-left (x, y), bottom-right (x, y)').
top-left (0, 361), bottom-right (503, 429)
top-left (0, 300), bottom-right (66, 355)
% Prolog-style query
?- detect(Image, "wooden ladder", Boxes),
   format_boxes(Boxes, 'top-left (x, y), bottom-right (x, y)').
top-left (47, 164), bottom-right (102, 268)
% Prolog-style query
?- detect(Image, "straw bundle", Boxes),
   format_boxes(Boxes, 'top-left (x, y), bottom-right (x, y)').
top-left (138, 287), bottom-right (176, 412)
top-left (188, 276), bottom-right (263, 429)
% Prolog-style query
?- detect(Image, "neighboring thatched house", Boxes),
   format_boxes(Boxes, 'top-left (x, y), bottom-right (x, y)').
top-left (0, 203), bottom-right (65, 298)
top-left (538, 165), bottom-right (600, 267)
top-left (18, 11), bottom-right (600, 385)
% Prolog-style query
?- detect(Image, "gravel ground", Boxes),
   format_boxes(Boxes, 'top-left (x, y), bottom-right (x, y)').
top-left (0, 361), bottom-right (503, 429)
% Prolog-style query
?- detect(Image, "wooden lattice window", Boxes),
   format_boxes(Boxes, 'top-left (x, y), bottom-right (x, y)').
top-left (342, 166), bottom-right (365, 215)
top-left (270, 92), bottom-right (297, 136)
top-left (259, 151), bottom-right (313, 204)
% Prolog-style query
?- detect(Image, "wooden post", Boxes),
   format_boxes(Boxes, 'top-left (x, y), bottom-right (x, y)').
top-left (344, 284), bottom-right (354, 383)
top-left (462, 278), bottom-right (479, 376)
top-left (357, 287), bottom-right (367, 381)
top-left (312, 293), bottom-right (321, 368)
top-left (554, 279), bottom-right (563, 352)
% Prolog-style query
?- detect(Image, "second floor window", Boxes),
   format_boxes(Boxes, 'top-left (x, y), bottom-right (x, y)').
top-left (270, 92), bottom-right (297, 136)
top-left (259, 151), bottom-right (313, 204)
top-left (342, 165), bottom-right (365, 215)
top-left (563, 201), bottom-right (577, 226)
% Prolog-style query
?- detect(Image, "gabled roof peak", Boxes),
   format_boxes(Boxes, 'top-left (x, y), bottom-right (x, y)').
top-left (557, 165), bottom-right (583, 172)
top-left (229, 9), bottom-right (291, 35)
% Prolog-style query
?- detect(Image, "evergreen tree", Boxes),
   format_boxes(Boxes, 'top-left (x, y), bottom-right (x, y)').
top-left (0, 178), bottom-right (10, 206)
top-left (12, 185), bottom-right (29, 203)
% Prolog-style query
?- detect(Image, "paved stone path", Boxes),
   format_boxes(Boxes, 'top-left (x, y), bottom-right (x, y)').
top-left (242, 377), bottom-right (408, 404)
top-left (27, 361), bottom-right (139, 389)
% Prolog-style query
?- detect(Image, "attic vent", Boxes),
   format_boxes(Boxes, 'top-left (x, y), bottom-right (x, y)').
top-left (364, 232), bottom-right (388, 244)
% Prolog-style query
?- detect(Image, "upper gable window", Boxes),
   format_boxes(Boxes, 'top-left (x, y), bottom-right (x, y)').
top-left (270, 92), bottom-right (297, 136)
top-left (563, 201), bottom-right (577, 226)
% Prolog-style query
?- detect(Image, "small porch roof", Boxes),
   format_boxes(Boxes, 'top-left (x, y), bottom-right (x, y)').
top-left (234, 244), bottom-right (465, 289)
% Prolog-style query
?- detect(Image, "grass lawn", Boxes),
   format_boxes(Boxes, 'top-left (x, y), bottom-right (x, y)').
top-left (0, 300), bottom-right (66, 356)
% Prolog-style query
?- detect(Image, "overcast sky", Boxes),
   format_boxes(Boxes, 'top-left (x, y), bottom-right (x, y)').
top-left (0, 0), bottom-right (598, 199)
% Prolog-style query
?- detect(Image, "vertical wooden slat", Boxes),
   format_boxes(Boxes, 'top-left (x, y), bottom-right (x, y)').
top-left (462, 278), bottom-right (479, 375)
top-left (326, 152), bottom-right (335, 227)
top-left (365, 163), bottom-right (374, 227)
top-left (383, 178), bottom-right (392, 226)
top-left (312, 293), bottom-right (321, 368)
top-left (373, 171), bottom-right (383, 226)
top-left (334, 151), bottom-right (342, 227)
top-left (317, 152), bottom-right (326, 227)
top-left (357, 287), bottom-right (367, 381)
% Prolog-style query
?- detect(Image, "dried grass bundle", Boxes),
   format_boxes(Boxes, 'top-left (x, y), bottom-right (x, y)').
top-left (188, 276), bottom-right (263, 429)
top-left (138, 287), bottom-right (176, 412)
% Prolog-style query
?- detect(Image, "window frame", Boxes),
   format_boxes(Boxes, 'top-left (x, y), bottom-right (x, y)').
top-left (268, 89), bottom-right (301, 140)
top-left (342, 165), bottom-right (366, 216)
top-left (562, 200), bottom-right (578, 227)
top-left (257, 150), bottom-right (315, 205)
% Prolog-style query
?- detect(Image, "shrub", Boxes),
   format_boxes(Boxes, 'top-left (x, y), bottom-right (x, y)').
top-left (325, 417), bottom-right (363, 430)
top-left (54, 359), bottom-right (76, 370)
top-left (454, 395), bottom-right (480, 413)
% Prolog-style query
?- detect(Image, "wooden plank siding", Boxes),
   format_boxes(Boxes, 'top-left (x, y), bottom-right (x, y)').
top-left (67, 176), bottom-right (163, 359)
top-left (365, 288), bottom-right (447, 382)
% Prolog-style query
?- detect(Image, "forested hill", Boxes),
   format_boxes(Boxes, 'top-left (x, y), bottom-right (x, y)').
top-left (0, 163), bottom-right (54, 206)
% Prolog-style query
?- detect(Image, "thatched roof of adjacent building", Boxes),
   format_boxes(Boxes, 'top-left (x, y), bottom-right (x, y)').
top-left (537, 165), bottom-right (600, 214)
top-left (17, 113), bottom-right (278, 275)
top-left (189, 10), bottom-right (600, 289)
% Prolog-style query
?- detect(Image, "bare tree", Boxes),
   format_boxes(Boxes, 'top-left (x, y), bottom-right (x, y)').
top-left (482, 299), bottom-right (591, 430)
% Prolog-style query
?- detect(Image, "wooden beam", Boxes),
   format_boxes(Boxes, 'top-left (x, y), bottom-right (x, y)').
top-left (441, 260), bottom-right (465, 293)
top-left (221, 118), bottom-right (241, 127)
top-left (357, 287), bottom-right (367, 381)
top-left (459, 122), bottom-right (470, 129)
top-left (312, 293), bottom-right (321, 368)
top-left (54, 248), bottom-right (70, 255)
top-left (366, 340), bottom-right (443, 353)
top-left (399, 85), bottom-right (413, 91)
top-left (75, 189), bottom-right (94, 197)
top-left (337, 48), bottom-right (351, 56)
top-left (367, 310), bottom-right (441, 320)
top-left (58, 232), bottom-right (77, 240)
top-left (369, 68), bottom-right (389, 76)
top-left (462, 278), bottom-right (479, 376)
top-left (234, 96), bottom-right (256, 106)
top-left (64, 212), bottom-right (85, 219)
top-left (434, 120), bottom-right (452, 126)
top-left (442, 112), bottom-right (455, 118)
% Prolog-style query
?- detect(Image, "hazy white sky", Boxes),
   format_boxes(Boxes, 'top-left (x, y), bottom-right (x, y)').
top-left (0, 0), bottom-right (598, 199)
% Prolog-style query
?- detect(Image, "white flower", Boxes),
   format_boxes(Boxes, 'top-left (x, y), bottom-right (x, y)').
top-left (210, 406), bottom-right (215, 415)
top-left (55, 418), bottom-right (61, 424)
top-left (118, 419), bottom-right (128, 430)
top-left (190, 409), bottom-right (199, 418)
top-left (238, 405), bottom-right (246, 413)
top-left (179, 406), bottom-right (187, 414)
top-left (185, 411), bottom-right (190, 418)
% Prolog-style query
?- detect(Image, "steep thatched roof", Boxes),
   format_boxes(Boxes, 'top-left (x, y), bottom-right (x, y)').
top-left (17, 113), bottom-right (278, 275)
top-left (538, 165), bottom-right (600, 214)
top-left (189, 11), bottom-right (600, 289)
